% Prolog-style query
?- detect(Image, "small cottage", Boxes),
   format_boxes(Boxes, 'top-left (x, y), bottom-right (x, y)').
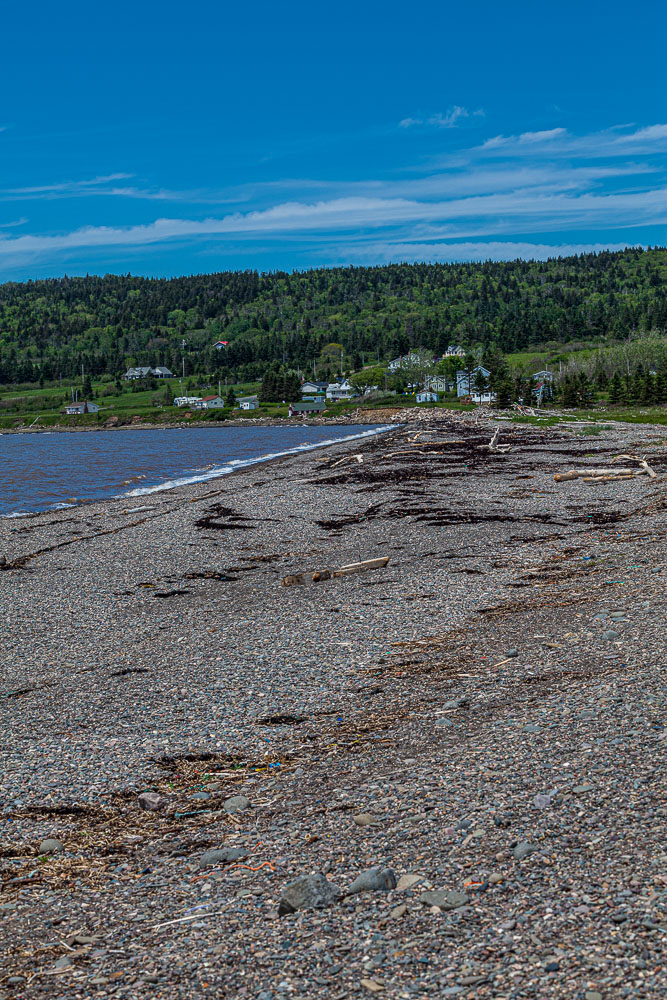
top-left (202, 395), bottom-right (225, 409)
top-left (416, 390), bottom-right (438, 403)
top-left (289, 399), bottom-right (327, 416)
top-left (64, 401), bottom-right (99, 415)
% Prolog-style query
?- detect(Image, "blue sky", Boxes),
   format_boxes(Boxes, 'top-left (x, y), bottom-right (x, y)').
top-left (1, 0), bottom-right (666, 279)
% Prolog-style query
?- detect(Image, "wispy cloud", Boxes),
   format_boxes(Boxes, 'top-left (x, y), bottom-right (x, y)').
top-left (343, 239), bottom-right (638, 264)
top-left (400, 106), bottom-right (484, 129)
top-left (1, 120), bottom-right (666, 269)
top-left (478, 123), bottom-right (667, 158)
top-left (0, 174), bottom-right (218, 204)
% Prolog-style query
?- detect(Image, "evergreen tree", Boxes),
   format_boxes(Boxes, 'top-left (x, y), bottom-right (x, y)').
top-left (225, 387), bottom-right (236, 407)
top-left (608, 372), bottom-right (622, 404)
top-left (494, 376), bottom-right (513, 408)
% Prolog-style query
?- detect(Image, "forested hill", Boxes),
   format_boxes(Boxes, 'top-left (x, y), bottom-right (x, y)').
top-left (1, 247), bottom-right (666, 383)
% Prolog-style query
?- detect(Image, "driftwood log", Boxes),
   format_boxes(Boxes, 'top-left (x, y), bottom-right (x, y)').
top-left (476, 428), bottom-right (511, 454)
top-left (554, 467), bottom-right (645, 482)
top-left (555, 453), bottom-right (657, 483)
top-left (281, 556), bottom-right (390, 587)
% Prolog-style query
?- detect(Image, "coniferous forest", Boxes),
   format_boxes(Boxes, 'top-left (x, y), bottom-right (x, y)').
top-left (0, 247), bottom-right (666, 385)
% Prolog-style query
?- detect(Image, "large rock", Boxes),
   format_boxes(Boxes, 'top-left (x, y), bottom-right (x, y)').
top-left (199, 847), bottom-right (248, 869)
top-left (278, 874), bottom-right (341, 916)
top-left (137, 792), bottom-right (167, 812)
top-left (419, 889), bottom-right (469, 910)
top-left (347, 866), bottom-right (397, 895)
top-left (223, 795), bottom-right (251, 815)
top-left (512, 841), bottom-right (538, 861)
top-left (39, 838), bottom-right (63, 855)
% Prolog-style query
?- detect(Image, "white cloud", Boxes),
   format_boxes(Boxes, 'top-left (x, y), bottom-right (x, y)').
top-left (344, 239), bottom-right (638, 264)
top-left (479, 123), bottom-right (667, 158)
top-left (1, 120), bottom-right (666, 268)
top-left (400, 106), bottom-right (484, 129)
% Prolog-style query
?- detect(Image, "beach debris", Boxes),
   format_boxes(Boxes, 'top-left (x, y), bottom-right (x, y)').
top-left (555, 453), bottom-right (657, 483)
top-left (281, 556), bottom-right (390, 587)
top-left (476, 428), bottom-right (511, 453)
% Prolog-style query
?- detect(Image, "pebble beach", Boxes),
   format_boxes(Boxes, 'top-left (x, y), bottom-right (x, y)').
top-left (1, 411), bottom-right (666, 999)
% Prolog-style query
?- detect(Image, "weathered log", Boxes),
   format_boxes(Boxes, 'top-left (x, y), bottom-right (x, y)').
top-left (554, 467), bottom-right (646, 482)
top-left (582, 474), bottom-right (639, 483)
top-left (281, 556), bottom-right (389, 587)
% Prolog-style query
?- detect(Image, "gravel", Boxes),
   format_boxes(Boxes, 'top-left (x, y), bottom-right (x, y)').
top-left (1, 411), bottom-right (666, 998)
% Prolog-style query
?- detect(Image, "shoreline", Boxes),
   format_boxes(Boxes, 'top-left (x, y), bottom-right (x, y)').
top-left (1, 411), bottom-right (665, 997)
top-left (0, 422), bottom-right (398, 520)
top-left (0, 412), bottom-right (397, 434)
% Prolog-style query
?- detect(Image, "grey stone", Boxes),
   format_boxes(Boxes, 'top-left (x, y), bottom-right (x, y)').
top-left (507, 648), bottom-right (519, 658)
top-left (347, 866), bottom-right (397, 895)
top-left (602, 630), bottom-right (620, 641)
top-left (488, 873), bottom-right (503, 884)
top-left (353, 812), bottom-right (380, 827)
top-left (278, 874), bottom-right (341, 915)
top-left (390, 903), bottom-right (407, 918)
top-left (199, 847), bottom-right (248, 869)
top-left (419, 889), bottom-right (469, 910)
top-left (442, 696), bottom-right (469, 710)
top-left (396, 873), bottom-right (426, 891)
top-left (7, 978), bottom-right (25, 984)
top-left (532, 793), bottom-right (552, 810)
top-left (573, 784), bottom-right (594, 795)
top-left (39, 838), bottom-right (63, 855)
top-left (191, 791), bottom-right (210, 801)
top-left (137, 792), bottom-right (167, 812)
top-left (585, 992), bottom-right (603, 1000)
top-left (223, 794), bottom-right (251, 814)
top-left (512, 841), bottom-right (538, 861)
top-left (54, 956), bottom-right (71, 968)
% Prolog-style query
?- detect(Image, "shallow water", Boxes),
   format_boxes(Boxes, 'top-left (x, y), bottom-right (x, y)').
top-left (0, 424), bottom-right (391, 517)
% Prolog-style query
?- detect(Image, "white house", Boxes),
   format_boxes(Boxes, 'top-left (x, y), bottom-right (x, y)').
top-left (239, 398), bottom-right (259, 411)
top-left (388, 351), bottom-right (431, 371)
top-left (300, 380), bottom-right (328, 397)
top-left (444, 345), bottom-right (466, 358)
top-left (201, 394), bottom-right (225, 409)
top-left (416, 390), bottom-right (438, 403)
top-left (124, 366), bottom-right (174, 380)
top-left (64, 401), bottom-right (99, 415)
top-left (325, 378), bottom-right (355, 401)
top-left (532, 370), bottom-right (554, 382)
top-left (174, 396), bottom-right (203, 407)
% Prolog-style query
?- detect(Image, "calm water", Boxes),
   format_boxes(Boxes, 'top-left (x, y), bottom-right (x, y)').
top-left (0, 424), bottom-right (391, 517)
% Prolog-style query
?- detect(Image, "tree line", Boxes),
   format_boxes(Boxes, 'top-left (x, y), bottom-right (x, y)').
top-left (0, 247), bottom-right (666, 385)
